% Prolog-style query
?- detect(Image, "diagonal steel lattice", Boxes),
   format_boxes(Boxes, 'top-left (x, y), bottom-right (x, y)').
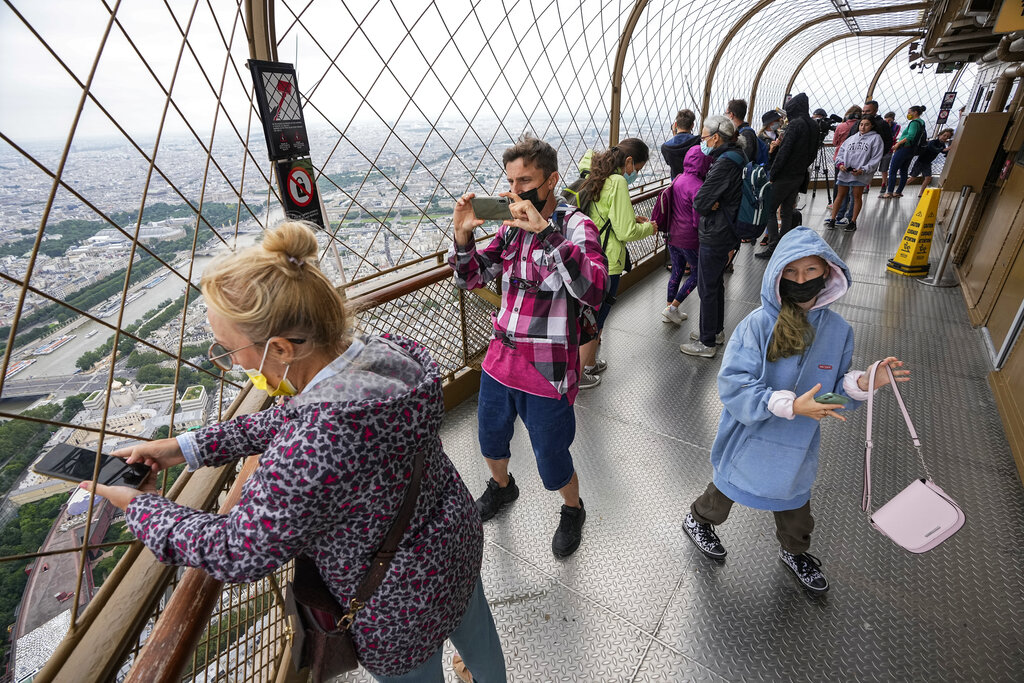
top-left (0, 0), bottom-right (979, 680)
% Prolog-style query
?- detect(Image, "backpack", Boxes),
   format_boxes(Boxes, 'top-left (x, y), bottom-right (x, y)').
top-left (719, 151), bottom-right (764, 241)
top-left (561, 169), bottom-right (590, 207)
top-left (650, 179), bottom-right (675, 234)
top-left (738, 162), bottom-right (773, 227)
top-left (552, 207), bottom-right (600, 345)
top-left (739, 126), bottom-right (769, 166)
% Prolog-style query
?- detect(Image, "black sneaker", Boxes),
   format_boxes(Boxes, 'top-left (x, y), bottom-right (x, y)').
top-left (779, 549), bottom-right (829, 593)
top-left (824, 219), bottom-right (836, 230)
top-left (551, 499), bottom-right (586, 557)
top-left (754, 247), bottom-right (775, 260)
top-left (844, 220), bottom-right (857, 232)
top-left (476, 475), bottom-right (520, 521)
top-left (682, 512), bottom-right (727, 560)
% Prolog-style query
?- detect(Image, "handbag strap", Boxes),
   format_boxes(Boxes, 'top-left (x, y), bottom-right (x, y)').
top-left (295, 446), bottom-right (426, 629)
top-left (862, 360), bottom-right (930, 514)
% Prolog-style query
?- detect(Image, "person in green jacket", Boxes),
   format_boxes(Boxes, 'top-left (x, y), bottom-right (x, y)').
top-left (575, 138), bottom-right (658, 388)
top-left (881, 105), bottom-right (927, 198)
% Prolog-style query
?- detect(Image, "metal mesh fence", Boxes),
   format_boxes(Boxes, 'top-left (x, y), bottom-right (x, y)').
top-left (0, 0), bottom-right (981, 679)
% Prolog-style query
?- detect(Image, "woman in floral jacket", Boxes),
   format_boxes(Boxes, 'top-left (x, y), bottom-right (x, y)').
top-left (85, 221), bottom-right (506, 683)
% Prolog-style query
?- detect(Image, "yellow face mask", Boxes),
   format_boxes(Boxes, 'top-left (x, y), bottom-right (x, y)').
top-left (244, 342), bottom-right (297, 397)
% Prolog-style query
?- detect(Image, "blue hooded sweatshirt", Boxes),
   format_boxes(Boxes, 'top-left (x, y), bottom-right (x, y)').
top-left (710, 227), bottom-right (861, 511)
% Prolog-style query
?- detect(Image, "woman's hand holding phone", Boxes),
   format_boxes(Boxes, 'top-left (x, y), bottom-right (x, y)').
top-left (112, 437), bottom-right (186, 473)
top-left (79, 438), bottom-right (185, 511)
top-left (794, 383), bottom-right (847, 422)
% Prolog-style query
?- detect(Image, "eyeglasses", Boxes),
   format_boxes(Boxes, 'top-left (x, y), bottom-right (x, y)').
top-left (508, 276), bottom-right (540, 292)
top-left (207, 337), bottom-right (306, 372)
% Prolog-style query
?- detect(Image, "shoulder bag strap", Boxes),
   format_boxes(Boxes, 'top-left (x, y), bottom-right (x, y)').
top-left (299, 446), bottom-right (426, 627)
top-left (862, 361), bottom-right (929, 514)
top-left (351, 447), bottom-right (426, 607)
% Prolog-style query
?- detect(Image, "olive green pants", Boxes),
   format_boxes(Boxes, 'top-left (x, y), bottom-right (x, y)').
top-left (690, 482), bottom-right (814, 554)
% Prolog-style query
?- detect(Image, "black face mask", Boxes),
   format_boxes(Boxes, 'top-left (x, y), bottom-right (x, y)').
top-left (518, 176), bottom-right (550, 213)
top-left (779, 273), bottom-right (827, 303)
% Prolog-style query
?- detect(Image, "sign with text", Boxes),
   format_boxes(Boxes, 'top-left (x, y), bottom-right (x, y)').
top-left (275, 158), bottom-right (325, 228)
top-left (248, 60), bottom-right (311, 161)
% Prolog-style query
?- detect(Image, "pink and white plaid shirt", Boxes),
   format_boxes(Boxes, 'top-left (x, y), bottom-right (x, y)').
top-left (448, 205), bottom-right (608, 402)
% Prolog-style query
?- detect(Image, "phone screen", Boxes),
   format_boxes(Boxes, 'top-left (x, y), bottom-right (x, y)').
top-left (33, 444), bottom-right (150, 487)
top-left (470, 196), bottom-right (513, 221)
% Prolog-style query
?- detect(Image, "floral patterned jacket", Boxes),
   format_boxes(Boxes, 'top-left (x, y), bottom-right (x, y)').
top-left (125, 334), bottom-right (484, 676)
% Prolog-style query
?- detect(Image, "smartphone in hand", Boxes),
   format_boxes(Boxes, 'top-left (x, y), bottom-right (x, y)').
top-left (33, 443), bottom-right (151, 487)
top-left (470, 196), bottom-right (513, 221)
top-left (814, 392), bottom-right (849, 405)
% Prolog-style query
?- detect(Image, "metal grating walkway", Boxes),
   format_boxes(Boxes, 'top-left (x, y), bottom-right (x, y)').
top-left (338, 189), bottom-right (1024, 682)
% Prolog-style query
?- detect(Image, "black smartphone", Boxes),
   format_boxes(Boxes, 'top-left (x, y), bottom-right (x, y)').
top-left (470, 195), bottom-right (513, 221)
top-left (33, 443), bottom-right (151, 487)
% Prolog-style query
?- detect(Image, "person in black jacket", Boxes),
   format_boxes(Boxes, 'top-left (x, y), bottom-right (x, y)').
top-left (661, 109), bottom-right (699, 177)
top-left (680, 115), bottom-right (744, 359)
top-left (756, 93), bottom-right (819, 260)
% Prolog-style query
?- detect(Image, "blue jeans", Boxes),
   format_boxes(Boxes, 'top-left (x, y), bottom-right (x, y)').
top-left (667, 246), bottom-right (698, 303)
top-left (697, 244), bottom-right (730, 347)
top-left (477, 371), bottom-right (576, 491)
top-left (371, 576), bottom-right (507, 683)
top-left (886, 147), bottom-right (915, 195)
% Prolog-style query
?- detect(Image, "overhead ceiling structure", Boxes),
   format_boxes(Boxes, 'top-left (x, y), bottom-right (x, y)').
top-left (6, 1), bottom-right (1020, 680)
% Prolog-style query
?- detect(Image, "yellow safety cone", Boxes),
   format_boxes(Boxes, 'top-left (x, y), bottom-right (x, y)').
top-left (887, 188), bottom-right (941, 276)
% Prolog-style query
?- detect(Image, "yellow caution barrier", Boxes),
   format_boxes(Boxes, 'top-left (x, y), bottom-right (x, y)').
top-left (887, 188), bottom-right (941, 277)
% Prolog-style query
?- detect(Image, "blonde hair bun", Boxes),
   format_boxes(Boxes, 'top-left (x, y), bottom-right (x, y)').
top-left (201, 220), bottom-right (349, 355)
top-left (262, 220), bottom-right (319, 267)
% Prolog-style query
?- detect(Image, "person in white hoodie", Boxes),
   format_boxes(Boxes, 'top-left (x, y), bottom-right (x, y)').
top-left (825, 117), bottom-right (883, 232)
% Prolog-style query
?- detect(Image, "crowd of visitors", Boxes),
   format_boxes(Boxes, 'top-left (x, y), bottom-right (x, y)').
top-left (81, 86), bottom-right (947, 680)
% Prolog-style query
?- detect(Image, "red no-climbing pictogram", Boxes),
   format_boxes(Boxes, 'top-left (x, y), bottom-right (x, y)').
top-left (286, 166), bottom-right (314, 207)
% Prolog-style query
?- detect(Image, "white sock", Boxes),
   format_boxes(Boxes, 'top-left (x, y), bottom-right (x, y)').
top-left (584, 365), bottom-right (596, 373)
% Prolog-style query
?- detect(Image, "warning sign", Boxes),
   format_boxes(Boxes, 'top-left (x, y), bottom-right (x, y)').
top-left (248, 60), bottom-right (310, 161)
top-left (887, 188), bottom-right (940, 277)
top-left (276, 158), bottom-right (325, 228)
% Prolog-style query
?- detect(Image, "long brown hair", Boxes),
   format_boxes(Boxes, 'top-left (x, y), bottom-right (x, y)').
top-left (578, 137), bottom-right (649, 210)
top-left (767, 299), bottom-right (815, 362)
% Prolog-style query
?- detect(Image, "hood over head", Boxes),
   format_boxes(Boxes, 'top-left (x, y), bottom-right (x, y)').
top-left (683, 142), bottom-right (714, 178)
top-left (761, 227), bottom-right (851, 314)
top-left (784, 93), bottom-right (810, 119)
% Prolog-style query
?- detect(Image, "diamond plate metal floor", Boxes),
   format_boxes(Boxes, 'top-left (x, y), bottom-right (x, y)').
top-left (336, 190), bottom-right (1024, 682)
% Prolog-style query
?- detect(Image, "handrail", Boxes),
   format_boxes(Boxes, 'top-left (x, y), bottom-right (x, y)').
top-left (35, 185), bottom-right (669, 683)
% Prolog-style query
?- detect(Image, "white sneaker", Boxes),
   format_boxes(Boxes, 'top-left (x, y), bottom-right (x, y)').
top-left (837, 217), bottom-right (850, 225)
top-left (690, 330), bottom-right (725, 345)
top-left (680, 341), bottom-right (717, 358)
top-left (662, 306), bottom-right (687, 325)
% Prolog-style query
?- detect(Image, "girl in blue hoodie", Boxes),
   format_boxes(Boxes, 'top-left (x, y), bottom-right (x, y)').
top-left (682, 227), bottom-right (909, 593)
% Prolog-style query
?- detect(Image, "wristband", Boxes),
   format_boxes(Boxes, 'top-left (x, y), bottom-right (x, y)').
top-left (537, 224), bottom-right (556, 240)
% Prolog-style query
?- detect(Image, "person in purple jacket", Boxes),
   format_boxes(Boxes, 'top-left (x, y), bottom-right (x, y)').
top-left (662, 144), bottom-right (714, 325)
top-left (82, 221), bottom-right (506, 683)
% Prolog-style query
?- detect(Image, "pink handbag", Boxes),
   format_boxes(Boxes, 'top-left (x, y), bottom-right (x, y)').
top-left (862, 361), bottom-right (965, 553)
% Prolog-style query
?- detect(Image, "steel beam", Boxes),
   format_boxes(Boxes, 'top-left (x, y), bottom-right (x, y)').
top-left (786, 26), bottom-right (923, 104)
top-left (865, 36), bottom-right (919, 101)
top-left (700, 0), bottom-right (778, 122)
top-left (748, 5), bottom-right (928, 115)
top-left (610, 0), bottom-right (651, 146)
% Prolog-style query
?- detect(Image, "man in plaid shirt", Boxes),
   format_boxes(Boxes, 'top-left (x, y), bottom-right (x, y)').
top-left (448, 135), bottom-right (608, 557)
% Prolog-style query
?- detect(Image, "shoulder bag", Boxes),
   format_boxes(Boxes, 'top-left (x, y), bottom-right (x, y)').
top-left (284, 447), bottom-right (426, 681)
top-left (862, 360), bottom-right (964, 553)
